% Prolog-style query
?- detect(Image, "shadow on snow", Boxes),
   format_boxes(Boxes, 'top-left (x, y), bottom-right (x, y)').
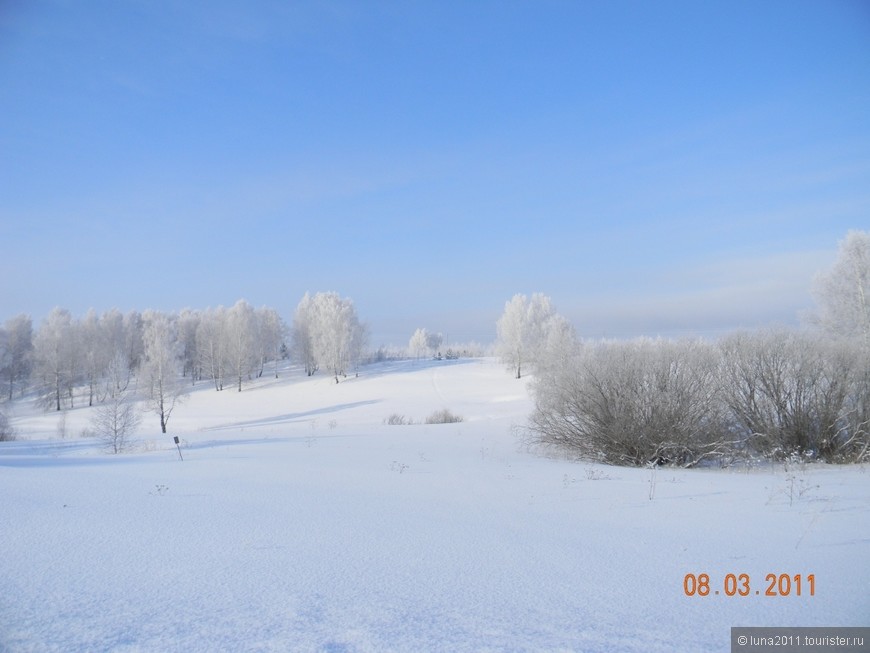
top-left (0, 439), bottom-right (164, 468)
top-left (201, 399), bottom-right (383, 432)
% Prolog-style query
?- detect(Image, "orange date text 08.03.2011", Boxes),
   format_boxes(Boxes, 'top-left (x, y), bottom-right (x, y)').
top-left (683, 573), bottom-right (815, 597)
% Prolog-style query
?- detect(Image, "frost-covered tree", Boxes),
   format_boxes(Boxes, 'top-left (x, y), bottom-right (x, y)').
top-left (225, 299), bottom-right (257, 392)
top-left (256, 306), bottom-right (286, 379)
top-left (291, 293), bottom-right (318, 376)
top-left (812, 230), bottom-right (870, 350)
top-left (93, 309), bottom-right (134, 399)
top-left (0, 314), bottom-right (33, 401)
top-left (33, 308), bottom-right (75, 411)
top-left (310, 291), bottom-right (365, 383)
top-left (141, 310), bottom-right (184, 433)
top-left (197, 307), bottom-right (228, 391)
top-left (177, 308), bottom-right (201, 385)
top-left (409, 328), bottom-right (429, 360)
top-left (80, 309), bottom-right (110, 407)
top-left (123, 311), bottom-right (145, 376)
top-left (348, 320), bottom-right (369, 375)
top-left (426, 331), bottom-right (443, 356)
top-left (496, 293), bottom-right (558, 378)
top-left (534, 314), bottom-right (577, 384)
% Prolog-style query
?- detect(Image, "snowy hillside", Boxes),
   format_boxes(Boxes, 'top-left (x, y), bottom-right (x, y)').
top-left (1, 358), bottom-right (868, 652)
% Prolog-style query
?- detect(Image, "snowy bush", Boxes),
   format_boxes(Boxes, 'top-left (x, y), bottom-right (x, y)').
top-left (425, 408), bottom-right (464, 424)
top-left (719, 329), bottom-right (866, 463)
top-left (529, 338), bottom-right (732, 468)
top-left (385, 413), bottom-right (413, 425)
top-left (529, 330), bottom-right (870, 467)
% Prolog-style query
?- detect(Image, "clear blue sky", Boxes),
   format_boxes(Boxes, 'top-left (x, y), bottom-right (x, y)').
top-left (1, 1), bottom-right (868, 345)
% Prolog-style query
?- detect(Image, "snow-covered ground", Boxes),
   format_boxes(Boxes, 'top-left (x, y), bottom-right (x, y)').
top-left (1, 358), bottom-right (868, 652)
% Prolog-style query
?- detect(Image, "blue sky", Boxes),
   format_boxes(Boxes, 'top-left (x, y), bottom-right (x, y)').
top-left (1, 1), bottom-right (868, 345)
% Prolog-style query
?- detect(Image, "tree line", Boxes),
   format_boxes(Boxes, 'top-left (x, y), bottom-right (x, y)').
top-left (0, 293), bottom-right (367, 434)
top-left (497, 230), bottom-right (870, 466)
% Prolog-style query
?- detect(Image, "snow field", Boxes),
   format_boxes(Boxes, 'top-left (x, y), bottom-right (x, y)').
top-left (1, 358), bottom-right (868, 652)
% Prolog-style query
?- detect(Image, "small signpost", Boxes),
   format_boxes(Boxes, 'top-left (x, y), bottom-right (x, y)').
top-left (173, 436), bottom-right (184, 461)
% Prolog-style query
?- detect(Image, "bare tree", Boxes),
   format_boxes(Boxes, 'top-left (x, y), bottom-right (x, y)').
top-left (91, 388), bottom-right (141, 454)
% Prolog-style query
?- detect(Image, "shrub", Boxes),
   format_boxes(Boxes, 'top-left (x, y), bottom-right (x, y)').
top-left (384, 413), bottom-right (412, 425)
top-left (719, 329), bottom-right (864, 462)
top-left (425, 408), bottom-right (464, 424)
top-left (529, 338), bottom-right (731, 468)
top-left (529, 330), bottom-right (870, 467)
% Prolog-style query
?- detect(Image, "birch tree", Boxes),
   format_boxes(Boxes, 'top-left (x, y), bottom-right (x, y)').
top-left (81, 309), bottom-right (109, 406)
top-left (409, 328), bottom-right (429, 360)
top-left (91, 387), bottom-right (141, 453)
top-left (197, 307), bottom-right (227, 391)
top-left (292, 293), bottom-right (318, 376)
top-left (177, 308), bottom-right (201, 385)
top-left (100, 309), bottom-right (133, 398)
top-left (123, 311), bottom-right (145, 376)
top-left (496, 293), bottom-right (557, 378)
top-left (256, 306), bottom-right (285, 379)
top-left (33, 308), bottom-right (74, 411)
top-left (310, 291), bottom-right (365, 383)
top-left (141, 310), bottom-right (184, 433)
top-left (225, 299), bottom-right (257, 392)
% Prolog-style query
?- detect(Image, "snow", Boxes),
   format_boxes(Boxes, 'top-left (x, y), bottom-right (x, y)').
top-left (1, 358), bottom-right (868, 652)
